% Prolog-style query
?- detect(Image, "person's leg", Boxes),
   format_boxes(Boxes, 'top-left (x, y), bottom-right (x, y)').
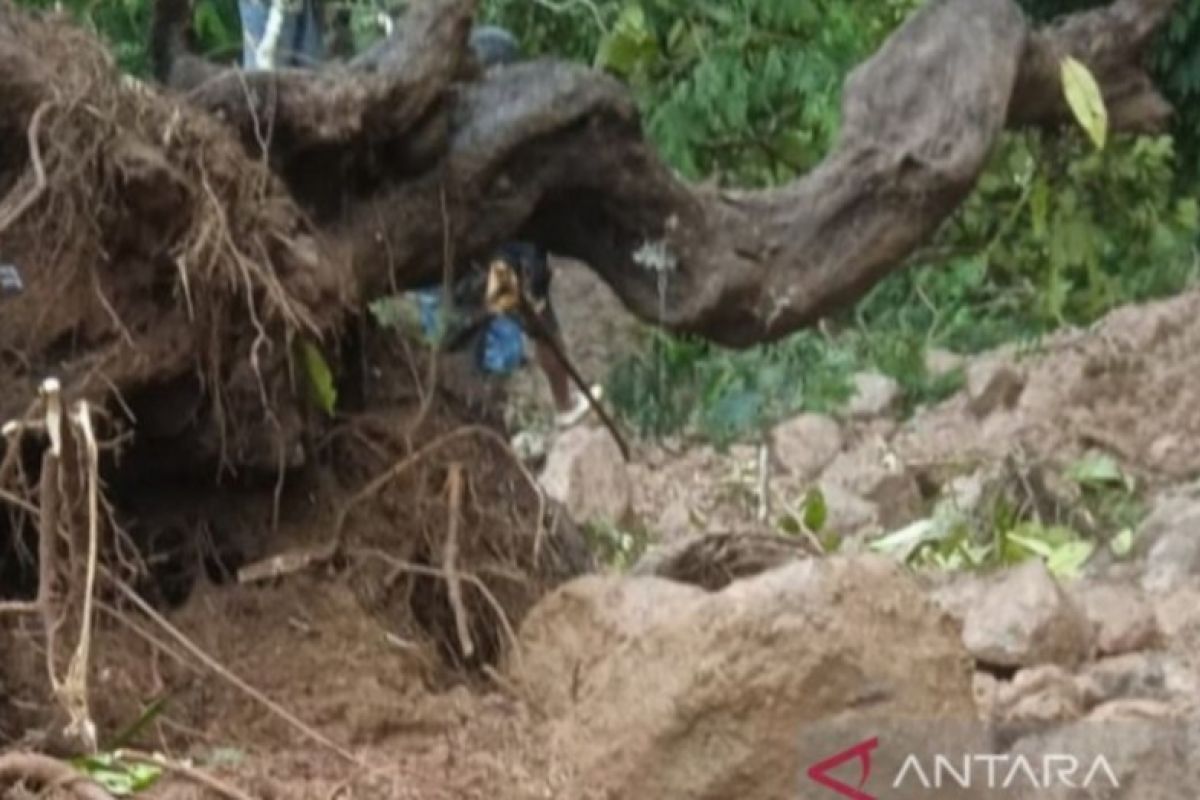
top-left (292, 0), bottom-right (325, 67)
top-left (533, 334), bottom-right (575, 413)
top-left (239, 0), bottom-right (268, 68)
top-left (528, 302), bottom-right (596, 427)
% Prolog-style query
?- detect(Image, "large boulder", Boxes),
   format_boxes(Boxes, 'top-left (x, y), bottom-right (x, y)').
top-left (512, 556), bottom-right (979, 800)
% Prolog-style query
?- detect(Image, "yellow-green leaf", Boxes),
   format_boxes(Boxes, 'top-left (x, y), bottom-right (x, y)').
top-left (1060, 56), bottom-right (1107, 150)
top-left (299, 339), bottom-right (337, 416)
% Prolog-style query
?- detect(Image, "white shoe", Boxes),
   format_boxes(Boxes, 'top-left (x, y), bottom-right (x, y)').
top-left (555, 385), bottom-right (602, 429)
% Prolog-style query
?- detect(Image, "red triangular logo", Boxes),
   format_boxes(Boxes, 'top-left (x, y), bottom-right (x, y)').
top-left (806, 736), bottom-right (879, 800)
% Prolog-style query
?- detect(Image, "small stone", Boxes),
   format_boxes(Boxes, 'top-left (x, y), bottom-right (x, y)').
top-left (540, 426), bottom-right (631, 524)
top-left (814, 481), bottom-right (879, 538)
top-left (1154, 585), bottom-right (1200, 648)
top-left (961, 560), bottom-right (1093, 669)
top-left (821, 441), bottom-right (921, 531)
top-left (995, 665), bottom-right (1084, 725)
top-left (965, 359), bottom-right (1025, 417)
top-left (1072, 582), bottom-right (1159, 656)
top-left (771, 413), bottom-right (842, 480)
top-left (844, 371), bottom-right (901, 419)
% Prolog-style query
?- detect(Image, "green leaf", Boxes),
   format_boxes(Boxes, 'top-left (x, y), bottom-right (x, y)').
top-left (74, 754), bottom-right (162, 797)
top-left (299, 339), bottom-right (337, 416)
top-left (1109, 528), bottom-right (1135, 558)
top-left (869, 518), bottom-right (938, 560)
top-left (107, 695), bottom-right (169, 750)
top-left (1046, 539), bottom-right (1095, 579)
top-left (1060, 56), bottom-right (1108, 150)
top-left (1066, 452), bottom-right (1131, 491)
top-left (595, 5), bottom-right (658, 77)
top-left (802, 487), bottom-right (827, 533)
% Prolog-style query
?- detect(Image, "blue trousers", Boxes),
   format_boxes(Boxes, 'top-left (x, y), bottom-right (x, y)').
top-left (416, 290), bottom-right (528, 376)
top-left (239, 0), bottom-right (324, 69)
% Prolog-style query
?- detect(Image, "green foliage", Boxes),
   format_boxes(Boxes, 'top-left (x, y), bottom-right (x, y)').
top-left (870, 454), bottom-right (1142, 577)
top-left (298, 339), bottom-right (338, 416)
top-left (581, 518), bottom-right (651, 569)
top-left (871, 455), bottom-right (1142, 577)
top-left (610, 128), bottom-right (1198, 444)
top-left (607, 328), bottom-right (856, 444)
top-left (1060, 56), bottom-right (1107, 150)
top-left (584, 0), bottom-right (1196, 445)
top-left (1020, 0), bottom-right (1200, 182)
top-left (73, 753), bottom-right (162, 796)
top-left (590, 0), bottom-right (919, 184)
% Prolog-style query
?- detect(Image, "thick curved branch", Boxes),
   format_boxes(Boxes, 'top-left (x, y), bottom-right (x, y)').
top-left (344, 0), bottom-right (1176, 346)
top-left (152, 0), bottom-right (477, 154)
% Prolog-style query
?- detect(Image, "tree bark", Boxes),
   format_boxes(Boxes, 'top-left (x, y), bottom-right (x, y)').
top-left (147, 0), bottom-right (1172, 347)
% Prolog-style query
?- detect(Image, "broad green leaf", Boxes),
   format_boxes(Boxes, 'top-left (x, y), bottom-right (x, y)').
top-left (595, 5), bottom-right (658, 77)
top-left (802, 487), bottom-right (827, 533)
top-left (1067, 452), bottom-right (1132, 491)
top-left (1005, 531), bottom-right (1057, 560)
top-left (74, 754), bottom-right (162, 797)
top-left (1046, 539), bottom-right (1095, 579)
top-left (869, 518), bottom-right (938, 560)
top-left (299, 339), bottom-right (337, 416)
top-left (1061, 56), bottom-right (1108, 150)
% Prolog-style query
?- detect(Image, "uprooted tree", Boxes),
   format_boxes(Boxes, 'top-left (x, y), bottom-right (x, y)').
top-left (0, 0), bottom-right (1179, 753)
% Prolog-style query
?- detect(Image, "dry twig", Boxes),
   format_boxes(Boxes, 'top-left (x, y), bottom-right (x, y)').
top-left (442, 462), bottom-right (473, 660)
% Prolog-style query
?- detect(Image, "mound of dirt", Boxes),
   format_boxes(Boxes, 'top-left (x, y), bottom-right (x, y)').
top-left (514, 555), bottom-right (978, 800)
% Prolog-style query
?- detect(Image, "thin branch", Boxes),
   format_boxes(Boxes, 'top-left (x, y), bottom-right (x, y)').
top-left (0, 101), bottom-right (55, 236)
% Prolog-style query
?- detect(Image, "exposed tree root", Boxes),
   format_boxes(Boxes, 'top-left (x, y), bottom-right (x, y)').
top-left (0, 752), bottom-right (115, 800)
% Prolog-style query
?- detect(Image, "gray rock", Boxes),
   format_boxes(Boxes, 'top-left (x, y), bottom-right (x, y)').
top-left (1138, 489), bottom-right (1200, 595)
top-left (1008, 716), bottom-right (1200, 799)
top-left (994, 665), bottom-right (1085, 725)
top-left (1072, 582), bottom-right (1159, 656)
top-left (929, 573), bottom-right (988, 630)
top-left (845, 371), bottom-right (902, 419)
top-left (1154, 585), bottom-right (1200, 655)
top-left (1080, 652), bottom-right (1199, 709)
top-left (962, 560), bottom-right (1093, 669)
top-left (815, 480), bottom-right (880, 538)
top-left (540, 426), bottom-right (631, 524)
top-left (821, 440), bottom-right (922, 530)
top-left (770, 413), bottom-right (842, 480)
top-left (965, 359), bottom-right (1025, 417)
